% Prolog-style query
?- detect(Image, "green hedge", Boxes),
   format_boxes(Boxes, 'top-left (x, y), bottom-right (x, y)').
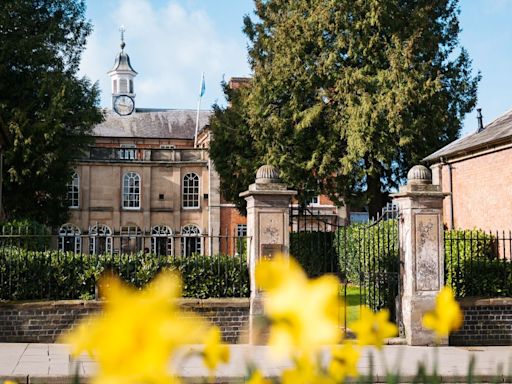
top-left (335, 220), bottom-right (399, 318)
top-left (445, 229), bottom-right (512, 297)
top-left (0, 250), bottom-right (249, 301)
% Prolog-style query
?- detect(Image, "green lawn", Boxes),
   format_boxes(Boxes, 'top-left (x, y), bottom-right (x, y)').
top-left (340, 284), bottom-right (362, 325)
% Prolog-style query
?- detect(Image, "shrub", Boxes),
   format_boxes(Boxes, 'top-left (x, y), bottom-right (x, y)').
top-left (335, 220), bottom-right (400, 319)
top-left (0, 250), bottom-right (249, 301)
top-left (445, 229), bottom-right (512, 297)
top-left (0, 219), bottom-right (51, 250)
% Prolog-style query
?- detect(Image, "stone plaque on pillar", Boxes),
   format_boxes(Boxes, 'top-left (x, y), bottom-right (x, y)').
top-left (415, 214), bottom-right (441, 292)
top-left (261, 244), bottom-right (283, 260)
top-left (391, 165), bottom-right (449, 346)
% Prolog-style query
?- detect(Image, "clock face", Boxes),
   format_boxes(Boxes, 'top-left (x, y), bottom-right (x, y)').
top-left (114, 95), bottom-right (135, 116)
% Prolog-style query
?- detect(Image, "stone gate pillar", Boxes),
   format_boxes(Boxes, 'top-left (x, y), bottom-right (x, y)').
top-left (240, 165), bottom-right (297, 344)
top-left (391, 165), bottom-right (448, 345)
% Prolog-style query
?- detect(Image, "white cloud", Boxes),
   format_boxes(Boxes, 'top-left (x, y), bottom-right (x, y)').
top-left (80, 0), bottom-right (250, 109)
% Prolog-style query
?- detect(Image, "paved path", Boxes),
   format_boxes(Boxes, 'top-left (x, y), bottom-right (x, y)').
top-left (0, 343), bottom-right (511, 383)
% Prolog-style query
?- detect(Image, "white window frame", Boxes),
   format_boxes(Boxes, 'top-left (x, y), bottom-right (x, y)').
top-left (67, 172), bottom-right (80, 209)
top-left (182, 172), bottom-right (200, 209)
top-left (308, 195), bottom-right (320, 206)
top-left (119, 144), bottom-right (136, 160)
top-left (89, 224), bottom-right (113, 255)
top-left (151, 225), bottom-right (174, 256)
top-left (58, 223), bottom-right (81, 254)
top-left (123, 171), bottom-right (141, 210)
top-left (181, 224), bottom-right (202, 256)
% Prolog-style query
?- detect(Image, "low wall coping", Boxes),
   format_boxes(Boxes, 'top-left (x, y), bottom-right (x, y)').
top-left (0, 298), bottom-right (250, 309)
top-left (457, 297), bottom-right (512, 307)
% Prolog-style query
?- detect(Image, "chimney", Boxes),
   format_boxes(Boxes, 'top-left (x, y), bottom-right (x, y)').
top-left (477, 108), bottom-right (484, 133)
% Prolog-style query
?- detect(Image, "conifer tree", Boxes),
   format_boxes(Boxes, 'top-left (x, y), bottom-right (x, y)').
top-left (211, 0), bottom-right (479, 217)
top-left (0, 0), bottom-right (103, 226)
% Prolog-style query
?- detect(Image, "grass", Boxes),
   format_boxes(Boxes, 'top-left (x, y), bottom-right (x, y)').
top-left (340, 284), bottom-right (362, 325)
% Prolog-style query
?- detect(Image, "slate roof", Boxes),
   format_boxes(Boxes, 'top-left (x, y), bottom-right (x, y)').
top-left (93, 109), bottom-right (212, 139)
top-left (424, 107), bottom-right (512, 162)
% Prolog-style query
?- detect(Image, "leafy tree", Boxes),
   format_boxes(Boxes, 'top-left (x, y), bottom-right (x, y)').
top-left (211, 0), bottom-right (479, 217)
top-left (0, 0), bottom-right (103, 227)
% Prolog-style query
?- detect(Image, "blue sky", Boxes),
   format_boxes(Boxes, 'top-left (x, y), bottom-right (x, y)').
top-left (80, 0), bottom-right (512, 137)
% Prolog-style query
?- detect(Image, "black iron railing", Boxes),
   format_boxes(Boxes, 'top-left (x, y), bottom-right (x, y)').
top-left (0, 231), bottom-right (250, 301)
top-left (445, 229), bottom-right (512, 298)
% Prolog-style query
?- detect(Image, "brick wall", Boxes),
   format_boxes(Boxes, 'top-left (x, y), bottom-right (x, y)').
top-left (437, 145), bottom-right (512, 231)
top-left (449, 297), bottom-right (512, 346)
top-left (0, 298), bottom-right (249, 344)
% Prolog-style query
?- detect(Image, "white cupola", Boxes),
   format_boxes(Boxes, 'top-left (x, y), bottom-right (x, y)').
top-left (107, 26), bottom-right (137, 107)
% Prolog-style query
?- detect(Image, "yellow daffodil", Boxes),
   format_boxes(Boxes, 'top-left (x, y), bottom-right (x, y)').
top-left (256, 256), bottom-right (342, 357)
top-left (246, 370), bottom-right (272, 384)
top-left (328, 342), bottom-right (360, 382)
top-left (62, 271), bottom-right (207, 384)
top-left (4, 381), bottom-right (17, 384)
top-left (282, 355), bottom-right (332, 384)
top-left (349, 306), bottom-right (397, 349)
top-left (422, 286), bottom-right (463, 338)
top-left (202, 326), bottom-right (230, 371)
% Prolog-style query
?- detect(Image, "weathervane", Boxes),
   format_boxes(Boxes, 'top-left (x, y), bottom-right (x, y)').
top-left (119, 25), bottom-right (126, 50)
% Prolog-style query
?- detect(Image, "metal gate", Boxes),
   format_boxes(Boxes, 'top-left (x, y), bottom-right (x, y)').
top-left (289, 204), bottom-right (401, 335)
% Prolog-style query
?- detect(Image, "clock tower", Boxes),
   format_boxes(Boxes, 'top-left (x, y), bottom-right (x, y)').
top-left (108, 26), bottom-right (137, 115)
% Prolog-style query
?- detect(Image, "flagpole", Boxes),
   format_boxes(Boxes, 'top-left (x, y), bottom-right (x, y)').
top-left (194, 72), bottom-right (205, 148)
top-left (194, 96), bottom-right (201, 148)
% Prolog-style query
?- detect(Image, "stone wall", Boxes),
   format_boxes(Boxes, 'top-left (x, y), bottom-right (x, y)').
top-left (449, 297), bottom-right (512, 346)
top-left (0, 298), bottom-right (249, 344)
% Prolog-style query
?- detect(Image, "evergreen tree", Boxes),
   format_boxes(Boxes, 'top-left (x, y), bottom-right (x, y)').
top-left (211, 0), bottom-right (479, 217)
top-left (0, 0), bottom-right (103, 226)
top-left (209, 82), bottom-right (259, 215)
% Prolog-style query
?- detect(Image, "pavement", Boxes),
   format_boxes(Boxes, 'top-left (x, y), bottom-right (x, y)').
top-left (0, 343), bottom-right (511, 383)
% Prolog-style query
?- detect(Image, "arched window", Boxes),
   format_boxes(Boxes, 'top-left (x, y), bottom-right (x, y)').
top-left (151, 225), bottom-right (173, 256)
top-left (120, 225), bottom-right (142, 253)
top-left (67, 172), bottom-right (79, 208)
top-left (89, 224), bottom-right (113, 255)
top-left (181, 224), bottom-right (201, 256)
top-left (58, 223), bottom-right (81, 254)
top-left (182, 173), bottom-right (200, 208)
top-left (123, 172), bottom-right (140, 209)
top-left (129, 79), bottom-right (134, 93)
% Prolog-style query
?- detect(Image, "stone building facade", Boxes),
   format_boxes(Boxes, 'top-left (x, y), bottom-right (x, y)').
top-left (61, 40), bottom-right (344, 256)
top-left (62, 41), bottom-right (221, 256)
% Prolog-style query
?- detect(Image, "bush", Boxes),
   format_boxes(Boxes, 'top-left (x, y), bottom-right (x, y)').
top-left (0, 250), bottom-right (249, 301)
top-left (445, 229), bottom-right (512, 297)
top-left (0, 219), bottom-right (51, 251)
top-left (335, 220), bottom-right (400, 319)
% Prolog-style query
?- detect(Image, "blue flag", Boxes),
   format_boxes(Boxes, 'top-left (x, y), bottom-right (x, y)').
top-left (199, 73), bottom-right (205, 98)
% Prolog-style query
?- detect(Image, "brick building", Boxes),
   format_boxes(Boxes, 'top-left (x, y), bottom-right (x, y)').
top-left (424, 108), bottom-right (512, 231)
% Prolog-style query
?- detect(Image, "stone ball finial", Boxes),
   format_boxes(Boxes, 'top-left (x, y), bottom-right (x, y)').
top-left (256, 164), bottom-right (281, 184)
top-left (407, 165), bottom-right (432, 185)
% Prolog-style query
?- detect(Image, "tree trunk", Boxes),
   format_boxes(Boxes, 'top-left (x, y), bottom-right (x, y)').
top-left (366, 172), bottom-right (388, 220)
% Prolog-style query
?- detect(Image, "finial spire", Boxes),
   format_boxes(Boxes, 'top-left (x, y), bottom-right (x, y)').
top-left (119, 25), bottom-right (126, 50)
